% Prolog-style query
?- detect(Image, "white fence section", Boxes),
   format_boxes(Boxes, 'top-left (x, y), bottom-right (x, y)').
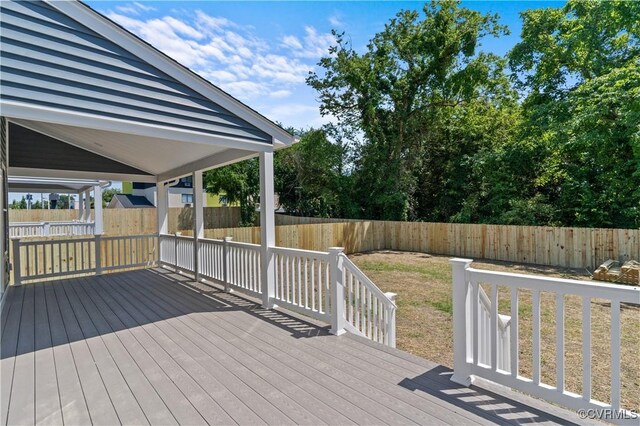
top-left (11, 234), bottom-right (157, 284)
top-left (157, 234), bottom-right (397, 347)
top-left (341, 254), bottom-right (397, 347)
top-left (9, 221), bottom-right (95, 237)
top-left (273, 247), bottom-right (331, 323)
top-left (450, 258), bottom-right (640, 421)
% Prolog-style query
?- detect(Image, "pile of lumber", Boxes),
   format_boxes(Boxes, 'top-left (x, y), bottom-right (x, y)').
top-left (593, 260), bottom-right (640, 285)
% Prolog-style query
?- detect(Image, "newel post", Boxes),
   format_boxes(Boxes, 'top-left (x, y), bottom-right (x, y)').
top-left (384, 292), bottom-right (397, 348)
top-left (11, 238), bottom-right (21, 286)
top-left (95, 235), bottom-right (102, 275)
top-left (329, 247), bottom-right (346, 336)
top-left (43, 222), bottom-right (51, 236)
top-left (450, 258), bottom-right (474, 386)
top-left (223, 236), bottom-right (232, 292)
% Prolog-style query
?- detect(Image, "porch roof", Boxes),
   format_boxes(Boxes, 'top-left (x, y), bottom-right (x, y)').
top-left (7, 176), bottom-right (106, 194)
top-left (0, 0), bottom-right (295, 182)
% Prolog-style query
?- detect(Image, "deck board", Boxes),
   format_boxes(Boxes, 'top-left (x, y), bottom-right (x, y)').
top-left (43, 283), bottom-right (92, 425)
top-left (52, 282), bottom-right (121, 426)
top-left (1, 269), bottom-right (593, 426)
top-left (34, 284), bottom-right (63, 426)
top-left (8, 283), bottom-right (36, 425)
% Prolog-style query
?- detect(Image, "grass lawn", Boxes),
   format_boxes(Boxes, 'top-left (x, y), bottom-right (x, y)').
top-left (350, 251), bottom-right (640, 412)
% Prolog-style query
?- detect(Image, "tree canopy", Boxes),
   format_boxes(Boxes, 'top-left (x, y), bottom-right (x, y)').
top-left (206, 0), bottom-right (640, 229)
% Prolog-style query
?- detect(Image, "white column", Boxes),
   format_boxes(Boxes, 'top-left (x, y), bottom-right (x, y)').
top-left (84, 189), bottom-right (91, 221)
top-left (192, 171), bottom-right (204, 281)
top-left (157, 182), bottom-right (168, 235)
top-left (450, 258), bottom-right (474, 386)
top-left (93, 185), bottom-right (103, 235)
top-left (259, 150), bottom-right (276, 308)
top-left (78, 192), bottom-right (84, 221)
top-left (329, 247), bottom-right (346, 335)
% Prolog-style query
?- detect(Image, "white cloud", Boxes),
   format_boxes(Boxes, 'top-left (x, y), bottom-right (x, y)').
top-left (102, 6), bottom-right (334, 127)
top-left (282, 35), bottom-right (303, 50)
top-left (220, 81), bottom-right (266, 99)
top-left (162, 16), bottom-right (203, 39)
top-left (116, 2), bottom-right (155, 15)
top-left (270, 90), bottom-right (292, 99)
top-left (281, 26), bottom-right (335, 59)
top-left (329, 14), bottom-right (343, 27)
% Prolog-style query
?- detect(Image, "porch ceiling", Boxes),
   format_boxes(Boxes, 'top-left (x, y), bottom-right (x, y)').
top-left (8, 118), bottom-right (246, 182)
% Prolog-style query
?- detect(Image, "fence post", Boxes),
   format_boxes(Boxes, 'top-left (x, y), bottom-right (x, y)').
top-left (384, 292), bottom-right (397, 348)
top-left (223, 236), bottom-right (232, 292)
top-left (11, 238), bottom-right (21, 286)
top-left (95, 235), bottom-right (102, 275)
top-left (43, 222), bottom-right (50, 236)
top-left (329, 247), bottom-right (346, 336)
top-left (450, 258), bottom-right (474, 386)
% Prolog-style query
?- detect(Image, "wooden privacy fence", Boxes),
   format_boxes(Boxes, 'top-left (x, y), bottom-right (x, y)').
top-left (13, 209), bottom-right (638, 269)
top-left (194, 221), bottom-right (639, 270)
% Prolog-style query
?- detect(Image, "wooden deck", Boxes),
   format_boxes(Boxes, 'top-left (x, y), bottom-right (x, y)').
top-left (1, 268), bottom-right (591, 425)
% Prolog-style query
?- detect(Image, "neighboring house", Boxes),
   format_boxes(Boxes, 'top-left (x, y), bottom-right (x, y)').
top-left (108, 194), bottom-right (154, 209)
top-left (118, 177), bottom-right (236, 208)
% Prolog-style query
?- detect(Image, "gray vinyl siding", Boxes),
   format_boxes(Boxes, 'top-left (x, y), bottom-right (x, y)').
top-left (0, 1), bottom-right (272, 144)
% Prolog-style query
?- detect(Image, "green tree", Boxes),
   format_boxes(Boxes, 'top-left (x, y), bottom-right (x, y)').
top-left (204, 159), bottom-right (260, 226)
top-left (308, 0), bottom-right (511, 220)
top-left (275, 129), bottom-right (355, 217)
top-left (10, 197), bottom-right (27, 209)
top-left (102, 188), bottom-right (120, 206)
top-left (507, 0), bottom-right (640, 227)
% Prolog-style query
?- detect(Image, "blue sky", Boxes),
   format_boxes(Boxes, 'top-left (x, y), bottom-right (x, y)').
top-left (86, 0), bottom-right (563, 130)
top-left (11, 1), bottom-right (564, 203)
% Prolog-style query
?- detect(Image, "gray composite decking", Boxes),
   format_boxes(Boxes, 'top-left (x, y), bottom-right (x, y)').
top-left (1, 268), bottom-right (592, 426)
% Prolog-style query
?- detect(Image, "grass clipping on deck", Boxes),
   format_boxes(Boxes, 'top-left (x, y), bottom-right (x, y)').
top-left (350, 251), bottom-right (640, 412)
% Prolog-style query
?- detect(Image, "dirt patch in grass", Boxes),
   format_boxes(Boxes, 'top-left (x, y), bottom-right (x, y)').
top-left (349, 251), bottom-right (640, 412)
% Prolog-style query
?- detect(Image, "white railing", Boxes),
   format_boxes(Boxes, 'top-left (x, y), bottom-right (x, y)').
top-left (175, 234), bottom-right (195, 272)
top-left (9, 221), bottom-right (95, 237)
top-left (273, 246), bottom-right (331, 323)
top-left (478, 286), bottom-right (511, 372)
top-left (227, 240), bottom-right (261, 297)
top-left (340, 254), bottom-right (397, 347)
top-left (450, 258), bottom-right (640, 421)
top-left (157, 235), bottom-right (397, 347)
top-left (11, 234), bottom-right (157, 284)
top-left (198, 237), bottom-right (225, 282)
top-left (159, 234), bottom-right (263, 298)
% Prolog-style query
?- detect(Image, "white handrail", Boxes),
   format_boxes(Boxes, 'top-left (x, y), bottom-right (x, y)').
top-left (340, 254), bottom-right (397, 347)
top-left (450, 258), bottom-right (640, 421)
